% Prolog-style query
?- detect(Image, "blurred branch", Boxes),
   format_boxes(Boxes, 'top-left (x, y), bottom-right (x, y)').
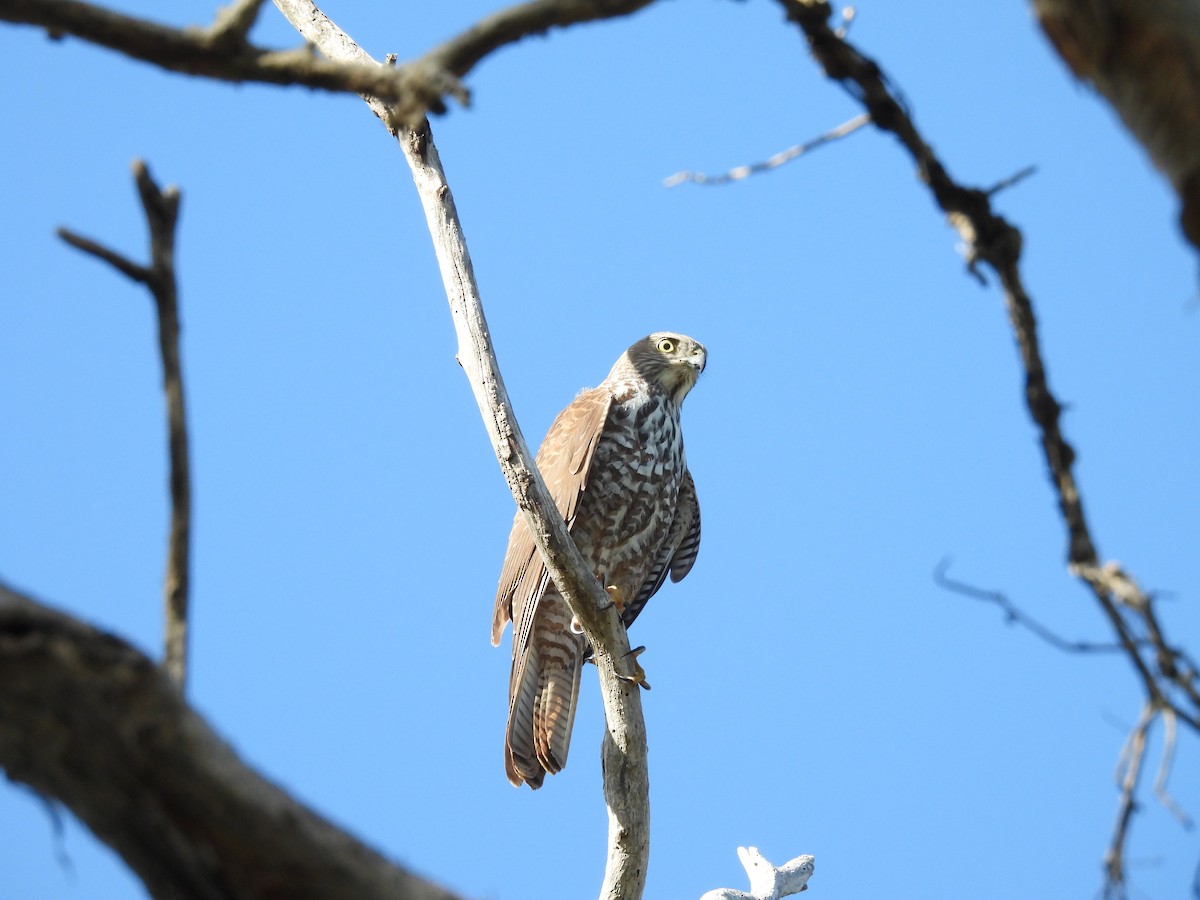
top-left (415, 0), bottom-right (659, 90)
top-left (664, 113), bottom-right (869, 187)
top-left (272, 2), bottom-right (652, 898)
top-left (1155, 708), bottom-right (1193, 827)
top-left (58, 160), bottom-right (191, 690)
top-left (772, 1), bottom-right (1200, 895)
top-left (934, 558), bottom-right (1127, 654)
top-left (1031, 0), bottom-right (1200, 252)
top-left (1107, 702), bottom-right (1153, 896)
top-left (984, 164), bottom-right (1038, 197)
top-left (0, 582), bottom-right (463, 900)
top-left (209, 0), bottom-right (267, 48)
top-left (0, 0), bottom-right (437, 105)
top-left (1, 0), bottom-right (661, 126)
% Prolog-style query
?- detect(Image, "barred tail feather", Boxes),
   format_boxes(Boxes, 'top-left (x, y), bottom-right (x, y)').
top-left (504, 623), bottom-right (583, 789)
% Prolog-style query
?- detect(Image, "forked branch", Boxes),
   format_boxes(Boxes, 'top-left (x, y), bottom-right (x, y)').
top-left (1, 0), bottom-right (662, 126)
top-left (58, 160), bottom-right (191, 689)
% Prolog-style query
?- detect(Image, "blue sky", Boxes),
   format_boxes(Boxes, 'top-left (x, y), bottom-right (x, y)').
top-left (2, 2), bottom-right (1198, 898)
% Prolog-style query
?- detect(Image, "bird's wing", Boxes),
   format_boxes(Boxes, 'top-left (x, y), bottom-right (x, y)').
top-left (491, 386), bottom-right (613, 647)
top-left (669, 469), bottom-right (701, 583)
top-left (620, 468), bottom-right (701, 629)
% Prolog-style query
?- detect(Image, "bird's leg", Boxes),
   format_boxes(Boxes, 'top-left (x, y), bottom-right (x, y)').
top-left (618, 645), bottom-right (651, 691)
top-left (600, 584), bottom-right (626, 613)
top-left (596, 585), bottom-right (650, 688)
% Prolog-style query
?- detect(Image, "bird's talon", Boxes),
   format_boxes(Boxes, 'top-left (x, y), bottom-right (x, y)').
top-left (600, 584), bottom-right (626, 613)
top-left (618, 645), bottom-right (651, 690)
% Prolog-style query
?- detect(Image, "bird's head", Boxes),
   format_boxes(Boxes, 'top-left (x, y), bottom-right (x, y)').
top-left (618, 332), bottom-right (707, 404)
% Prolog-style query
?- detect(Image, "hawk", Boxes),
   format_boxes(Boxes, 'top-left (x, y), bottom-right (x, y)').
top-left (491, 332), bottom-right (706, 788)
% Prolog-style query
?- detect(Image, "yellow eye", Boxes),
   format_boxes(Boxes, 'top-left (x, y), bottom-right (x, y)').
top-left (656, 337), bottom-right (676, 353)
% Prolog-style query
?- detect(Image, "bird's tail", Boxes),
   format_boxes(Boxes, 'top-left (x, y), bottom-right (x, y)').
top-left (504, 619), bottom-right (584, 789)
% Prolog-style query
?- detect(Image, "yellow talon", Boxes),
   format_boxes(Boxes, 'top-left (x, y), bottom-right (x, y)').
top-left (604, 585), bottom-right (626, 613)
top-left (618, 645), bottom-right (651, 691)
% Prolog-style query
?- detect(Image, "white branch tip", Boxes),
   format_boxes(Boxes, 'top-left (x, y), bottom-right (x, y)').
top-left (700, 847), bottom-right (815, 900)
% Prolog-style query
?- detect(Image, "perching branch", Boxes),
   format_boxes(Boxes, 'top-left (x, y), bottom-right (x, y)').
top-left (0, 582), bottom-right (463, 900)
top-left (271, 3), bottom-right (652, 898)
top-left (774, 1), bottom-right (1200, 894)
top-left (58, 160), bottom-right (191, 690)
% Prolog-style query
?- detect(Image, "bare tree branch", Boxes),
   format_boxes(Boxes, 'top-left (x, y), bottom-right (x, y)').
top-left (417, 0), bottom-right (658, 83)
top-left (772, 1), bottom-right (1200, 894)
top-left (209, 0), bottom-right (267, 49)
top-left (0, 582), bottom-right (463, 900)
top-left (1107, 703), bottom-right (1153, 896)
top-left (272, 3), bottom-right (652, 897)
top-left (58, 160), bottom-right (192, 690)
top-left (1155, 708), bottom-right (1193, 828)
top-left (0, 0), bottom-right (445, 112)
top-left (984, 164), bottom-right (1038, 197)
top-left (934, 559), bottom-right (1129, 654)
top-left (2, 0), bottom-right (663, 127)
top-left (664, 113), bottom-right (870, 187)
top-left (55, 229), bottom-right (150, 283)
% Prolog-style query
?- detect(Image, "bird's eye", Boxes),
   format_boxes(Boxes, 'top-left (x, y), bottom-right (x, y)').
top-left (656, 338), bottom-right (676, 353)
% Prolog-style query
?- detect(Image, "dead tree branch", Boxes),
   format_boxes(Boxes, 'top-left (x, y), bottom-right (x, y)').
top-left (415, 0), bottom-right (659, 86)
top-left (773, 1), bottom-right (1200, 894)
top-left (664, 113), bottom-right (870, 187)
top-left (934, 559), bottom-right (1129, 655)
top-left (0, 0), bottom-right (458, 117)
top-left (1, 0), bottom-right (662, 126)
top-left (58, 160), bottom-right (191, 690)
top-left (0, 582), bottom-right (463, 900)
top-left (1107, 702), bottom-right (1153, 896)
top-left (272, 2), bottom-right (652, 897)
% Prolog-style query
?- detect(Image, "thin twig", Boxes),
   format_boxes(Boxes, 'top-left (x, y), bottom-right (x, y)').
top-left (1154, 708), bottom-right (1193, 828)
top-left (55, 230), bottom-right (150, 283)
top-left (984, 164), bottom-right (1037, 197)
top-left (209, 0), bottom-right (268, 49)
top-left (1107, 703), bottom-right (1153, 897)
top-left (934, 559), bottom-right (1127, 654)
top-left (418, 0), bottom-right (659, 81)
top-left (664, 113), bottom-right (869, 187)
top-left (272, 4), bottom-right (651, 897)
top-left (58, 160), bottom-right (191, 690)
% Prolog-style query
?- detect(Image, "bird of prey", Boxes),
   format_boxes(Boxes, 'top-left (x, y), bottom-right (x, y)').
top-left (491, 332), bottom-right (706, 788)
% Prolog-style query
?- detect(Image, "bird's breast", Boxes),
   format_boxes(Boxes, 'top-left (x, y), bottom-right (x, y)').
top-left (570, 391), bottom-right (686, 593)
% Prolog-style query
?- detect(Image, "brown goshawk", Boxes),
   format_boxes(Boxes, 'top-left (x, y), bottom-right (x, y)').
top-left (491, 332), bottom-right (706, 788)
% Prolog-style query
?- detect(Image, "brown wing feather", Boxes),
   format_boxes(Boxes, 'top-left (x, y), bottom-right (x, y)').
top-left (491, 386), bottom-right (613, 648)
top-left (669, 469), bottom-right (701, 583)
